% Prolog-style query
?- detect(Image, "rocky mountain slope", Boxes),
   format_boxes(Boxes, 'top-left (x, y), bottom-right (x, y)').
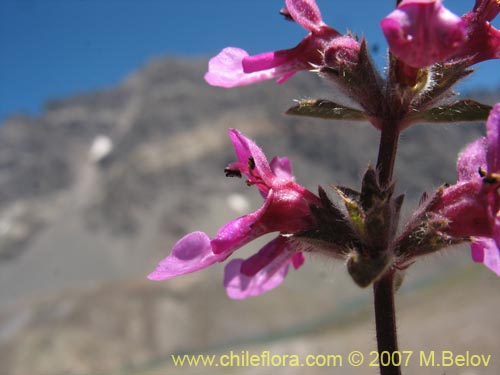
top-left (0, 56), bottom-right (499, 375)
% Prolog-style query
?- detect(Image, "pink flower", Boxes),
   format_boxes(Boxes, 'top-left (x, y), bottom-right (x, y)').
top-left (204, 0), bottom-right (359, 88)
top-left (434, 104), bottom-right (500, 275)
top-left (381, 0), bottom-right (466, 68)
top-left (224, 237), bottom-right (306, 299)
top-left (148, 129), bottom-right (320, 298)
top-left (452, 0), bottom-right (500, 65)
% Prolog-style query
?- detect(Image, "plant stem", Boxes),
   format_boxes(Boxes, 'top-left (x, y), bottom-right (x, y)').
top-left (376, 120), bottom-right (399, 187)
top-left (374, 119), bottom-right (401, 375)
top-left (373, 271), bottom-right (401, 375)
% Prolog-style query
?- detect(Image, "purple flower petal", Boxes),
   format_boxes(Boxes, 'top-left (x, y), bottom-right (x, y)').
top-left (456, 3), bottom-right (500, 65)
top-left (270, 156), bottom-right (294, 180)
top-left (242, 46), bottom-right (307, 82)
top-left (285, 0), bottom-right (324, 33)
top-left (381, 0), bottom-right (466, 67)
top-left (148, 232), bottom-right (225, 280)
top-left (457, 137), bottom-right (487, 181)
top-left (211, 200), bottom-right (270, 255)
top-left (471, 239), bottom-right (485, 263)
top-left (242, 51), bottom-right (294, 73)
top-left (433, 178), bottom-right (491, 238)
top-left (223, 236), bottom-right (302, 299)
top-left (486, 103), bottom-right (500, 172)
top-left (224, 259), bottom-right (290, 299)
top-left (471, 238), bottom-right (500, 276)
top-left (240, 236), bottom-right (293, 276)
top-left (292, 252), bottom-right (305, 269)
top-left (204, 47), bottom-right (282, 88)
top-left (228, 128), bottom-right (275, 187)
top-left (275, 71), bottom-right (297, 84)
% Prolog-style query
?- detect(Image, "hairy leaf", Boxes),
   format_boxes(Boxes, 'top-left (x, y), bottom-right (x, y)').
top-left (286, 99), bottom-right (367, 121)
top-left (407, 100), bottom-right (492, 124)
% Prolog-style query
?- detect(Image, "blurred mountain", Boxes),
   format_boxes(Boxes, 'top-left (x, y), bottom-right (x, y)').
top-left (0, 57), bottom-right (500, 375)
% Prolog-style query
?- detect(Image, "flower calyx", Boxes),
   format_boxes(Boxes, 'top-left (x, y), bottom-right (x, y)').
top-left (395, 187), bottom-right (468, 266)
top-left (297, 167), bottom-right (406, 288)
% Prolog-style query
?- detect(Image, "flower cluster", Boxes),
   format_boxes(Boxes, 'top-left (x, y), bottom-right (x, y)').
top-left (433, 104), bottom-right (500, 276)
top-left (381, 0), bottom-right (500, 68)
top-left (149, 0), bottom-right (500, 299)
top-left (149, 129), bottom-right (321, 298)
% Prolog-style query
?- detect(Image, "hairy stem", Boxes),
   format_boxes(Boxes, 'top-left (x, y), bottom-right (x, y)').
top-left (373, 271), bottom-right (401, 375)
top-left (376, 120), bottom-right (400, 186)
top-left (374, 119), bottom-right (401, 375)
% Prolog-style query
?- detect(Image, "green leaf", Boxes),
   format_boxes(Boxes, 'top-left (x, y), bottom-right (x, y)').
top-left (285, 99), bottom-right (367, 121)
top-left (332, 185), bottom-right (365, 235)
top-left (407, 99), bottom-right (492, 124)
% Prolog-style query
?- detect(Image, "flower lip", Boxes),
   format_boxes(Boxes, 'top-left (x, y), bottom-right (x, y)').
top-left (227, 128), bottom-right (276, 193)
top-left (223, 236), bottom-right (306, 299)
top-left (381, 0), bottom-right (466, 68)
top-left (285, 0), bottom-right (325, 33)
top-left (147, 231), bottom-right (224, 280)
top-left (204, 47), bottom-right (283, 88)
top-left (486, 103), bottom-right (500, 172)
top-left (471, 237), bottom-right (500, 276)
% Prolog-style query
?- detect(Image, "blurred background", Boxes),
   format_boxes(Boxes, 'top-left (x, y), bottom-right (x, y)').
top-left (1, 1), bottom-right (500, 374)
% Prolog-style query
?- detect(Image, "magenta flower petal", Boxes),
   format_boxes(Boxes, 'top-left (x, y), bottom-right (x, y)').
top-left (276, 72), bottom-right (297, 84)
top-left (224, 259), bottom-right (290, 299)
top-left (486, 103), bottom-right (500, 172)
top-left (434, 179), bottom-right (491, 238)
top-left (204, 48), bottom-right (282, 88)
top-left (438, 104), bottom-right (500, 274)
top-left (241, 44), bottom-right (308, 78)
top-left (471, 238), bottom-right (500, 276)
top-left (494, 215), bottom-right (500, 249)
top-left (228, 128), bottom-right (274, 186)
top-left (455, 0), bottom-right (500, 65)
top-left (223, 236), bottom-right (302, 299)
top-left (212, 186), bottom-right (318, 255)
top-left (455, 104), bottom-right (500, 181)
top-left (381, 0), bottom-right (466, 67)
top-left (240, 236), bottom-right (293, 276)
top-left (270, 156), bottom-right (294, 180)
top-left (457, 138), bottom-right (487, 181)
top-left (148, 232), bottom-right (225, 280)
top-left (211, 201), bottom-right (269, 255)
top-left (285, 0), bottom-right (324, 33)
top-left (471, 238), bottom-right (485, 263)
top-left (292, 252), bottom-right (305, 269)
top-left (242, 51), bottom-right (295, 73)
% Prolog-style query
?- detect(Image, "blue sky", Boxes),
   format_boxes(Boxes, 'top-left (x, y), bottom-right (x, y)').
top-left (1, 0), bottom-right (499, 122)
